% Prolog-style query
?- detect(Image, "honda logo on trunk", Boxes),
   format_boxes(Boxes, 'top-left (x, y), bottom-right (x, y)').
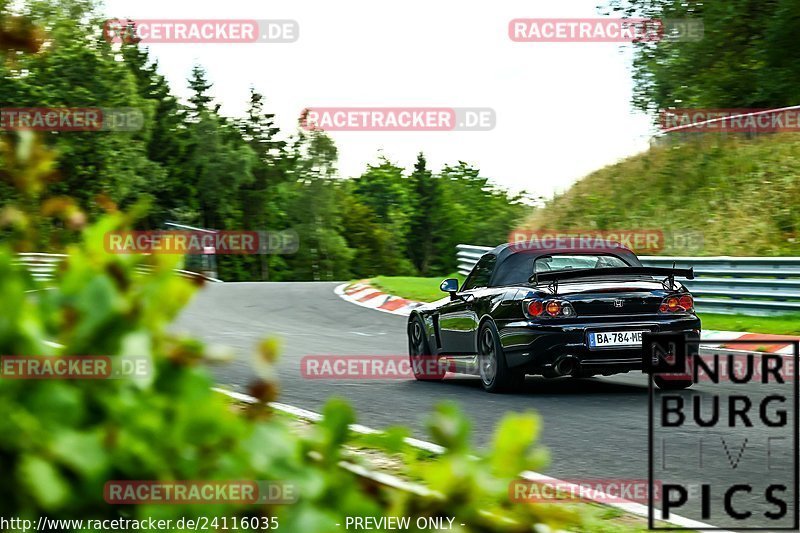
top-left (613, 299), bottom-right (624, 308)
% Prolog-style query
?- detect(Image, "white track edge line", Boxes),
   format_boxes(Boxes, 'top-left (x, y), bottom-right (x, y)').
top-left (212, 387), bottom-right (730, 531)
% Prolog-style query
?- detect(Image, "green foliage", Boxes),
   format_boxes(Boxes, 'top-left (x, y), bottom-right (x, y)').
top-left (407, 153), bottom-right (439, 275)
top-left (352, 404), bottom-right (647, 533)
top-left (342, 156), bottom-right (416, 276)
top-left (1, 0), bottom-right (526, 282)
top-left (523, 134), bottom-right (800, 256)
top-left (187, 64), bottom-right (214, 117)
top-left (1, 8), bottom-right (652, 532)
top-left (604, 0), bottom-right (800, 113)
top-left (431, 163), bottom-right (528, 274)
top-left (2, 0), bottom-right (160, 225)
top-left (0, 135), bottom-right (613, 533)
top-left (278, 130), bottom-right (355, 281)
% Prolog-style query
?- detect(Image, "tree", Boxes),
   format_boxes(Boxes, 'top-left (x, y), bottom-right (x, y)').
top-left (236, 89), bottom-right (288, 280)
top-left (604, 0), bottom-right (800, 114)
top-left (347, 155), bottom-right (415, 275)
top-left (186, 113), bottom-right (255, 229)
top-left (121, 44), bottom-right (191, 226)
top-left (2, 0), bottom-right (162, 226)
top-left (281, 129), bottom-right (354, 281)
top-left (1, 0), bottom-right (529, 282)
top-left (240, 87), bottom-right (283, 156)
top-left (433, 162), bottom-right (527, 274)
top-left (187, 64), bottom-right (214, 118)
top-left (406, 152), bottom-right (440, 275)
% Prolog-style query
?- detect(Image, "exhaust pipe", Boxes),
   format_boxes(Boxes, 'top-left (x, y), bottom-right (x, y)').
top-left (555, 355), bottom-right (580, 377)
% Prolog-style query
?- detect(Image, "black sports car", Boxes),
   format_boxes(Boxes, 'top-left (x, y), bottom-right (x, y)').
top-left (407, 243), bottom-right (700, 392)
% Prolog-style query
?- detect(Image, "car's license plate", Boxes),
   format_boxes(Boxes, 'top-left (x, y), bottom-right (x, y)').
top-left (589, 330), bottom-right (646, 348)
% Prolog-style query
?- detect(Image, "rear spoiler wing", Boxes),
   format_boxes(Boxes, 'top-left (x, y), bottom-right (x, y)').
top-left (529, 266), bottom-right (694, 287)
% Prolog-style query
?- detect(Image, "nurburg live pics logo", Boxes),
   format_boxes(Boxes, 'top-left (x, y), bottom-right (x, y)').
top-left (644, 333), bottom-right (799, 530)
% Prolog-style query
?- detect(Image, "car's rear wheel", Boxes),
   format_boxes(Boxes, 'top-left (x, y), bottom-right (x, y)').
top-left (408, 316), bottom-right (445, 381)
top-left (654, 376), bottom-right (693, 390)
top-left (477, 321), bottom-right (525, 393)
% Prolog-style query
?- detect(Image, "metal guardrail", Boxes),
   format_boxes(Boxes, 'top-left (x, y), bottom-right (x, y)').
top-left (12, 253), bottom-right (68, 282)
top-left (14, 253), bottom-right (222, 283)
top-left (456, 244), bottom-right (800, 315)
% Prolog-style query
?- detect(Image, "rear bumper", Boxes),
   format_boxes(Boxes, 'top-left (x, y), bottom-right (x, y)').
top-left (499, 315), bottom-right (701, 376)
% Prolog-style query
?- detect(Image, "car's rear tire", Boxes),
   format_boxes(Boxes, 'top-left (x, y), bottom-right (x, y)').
top-left (408, 316), bottom-right (445, 381)
top-left (477, 320), bottom-right (525, 393)
top-left (654, 376), bottom-right (693, 390)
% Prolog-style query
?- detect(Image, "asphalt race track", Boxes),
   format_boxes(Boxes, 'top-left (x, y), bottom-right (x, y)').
top-left (174, 282), bottom-right (797, 530)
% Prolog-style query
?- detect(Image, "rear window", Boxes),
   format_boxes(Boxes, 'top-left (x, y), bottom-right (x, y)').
top-left (534, 254), bottom-right (628, 273)
top-left (490, 252), bottom-right (632, 287)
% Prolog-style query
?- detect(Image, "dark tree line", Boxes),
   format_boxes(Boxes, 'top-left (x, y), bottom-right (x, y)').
top-left (604, 0), bottom-right (800, 114)
top-left (0, 0), bottom-right (528, 281)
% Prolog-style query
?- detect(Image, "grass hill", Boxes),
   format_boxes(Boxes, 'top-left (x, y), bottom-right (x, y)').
top-left (521, 133), bottom-right (800, 256)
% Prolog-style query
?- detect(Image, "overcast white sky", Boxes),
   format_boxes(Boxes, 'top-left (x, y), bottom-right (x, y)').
top-left (102, 0), bottom-right (657, 197)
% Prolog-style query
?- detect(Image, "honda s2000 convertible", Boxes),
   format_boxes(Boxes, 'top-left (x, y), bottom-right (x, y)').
top-left (407, 243), bottom-right (700, 393)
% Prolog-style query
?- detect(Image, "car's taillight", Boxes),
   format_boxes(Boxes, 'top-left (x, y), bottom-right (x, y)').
top-left (660, 294), bottom-right (694, 313)
top-left (523, 299), bottom-right (576, 318)
top-left (527, 300), bottom-right (544, 317)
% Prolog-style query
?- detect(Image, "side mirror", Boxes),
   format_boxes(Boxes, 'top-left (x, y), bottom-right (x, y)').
top-left (440, 278), bottom-right (459, 298)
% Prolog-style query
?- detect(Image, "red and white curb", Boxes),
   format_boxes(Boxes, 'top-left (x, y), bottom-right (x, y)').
top-left (335, 282), bottom-right (798, 355)
top-left (701, 330), bottom-right (798, 356)
top-left (335, 281), bottom-right (427, 316)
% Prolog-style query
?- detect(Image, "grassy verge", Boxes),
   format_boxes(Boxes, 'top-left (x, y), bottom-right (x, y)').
top-left (370, 274), bottom-right (465, 303)
top-left (366, 276), bottom-right (800, 336)
top-left (519, 134), bottom-right (800, 256)
top-left (698, 312), bottom-right (800, 335)
top-left (228, 394), bottom-right (684, 533)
